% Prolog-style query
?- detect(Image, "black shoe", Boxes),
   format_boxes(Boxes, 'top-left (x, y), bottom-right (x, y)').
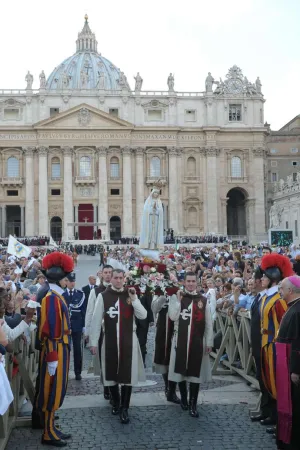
top-left (103, 386), bottom-right (110, 400)
top-left (75, 374), bottom-right (82, 381)
top-left (109, 385), bottom-right (120, 415)
top-left (166, 381), bottom-right (180, 404)
top-left (189, 383), bottom-right (199, 418)
top-left (251, 414), bottom-right (267, 422)
top-left (58, 433), bottom-right (71, 440)
top-left (260, 417), bottom-right (276, 426)
top-left (41, 439), bottom-right (67, 447)
top-left (266, 426), bottom-right (276, 434)
top-left (120, 386), bottom-right (132, 424)
top-left (178, 381), bottom-right (188, 411)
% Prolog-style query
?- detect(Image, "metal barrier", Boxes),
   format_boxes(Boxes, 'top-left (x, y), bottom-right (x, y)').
top-left (211, 311), bottom-right (259, 389)
top-left (0, 331), bottom-right (39, 450)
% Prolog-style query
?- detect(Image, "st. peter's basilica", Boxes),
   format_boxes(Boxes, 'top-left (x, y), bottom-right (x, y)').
top-left (0, 15), bottom-right (267, 242)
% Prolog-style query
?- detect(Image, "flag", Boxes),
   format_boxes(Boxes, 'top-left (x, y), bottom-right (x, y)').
top-left (7, 235), bottom-right (32, 258)
top-left (49, 236), bottom-right (58, 248)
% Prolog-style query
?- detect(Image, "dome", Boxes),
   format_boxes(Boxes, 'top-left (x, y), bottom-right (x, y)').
top-left (46, 15), bottom-right (130, 91)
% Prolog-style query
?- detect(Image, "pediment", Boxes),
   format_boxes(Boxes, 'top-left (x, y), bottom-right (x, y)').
top-left (34, 104), bottom-right (134, 129)
top-left (0, 98), bottom-right (26, 107)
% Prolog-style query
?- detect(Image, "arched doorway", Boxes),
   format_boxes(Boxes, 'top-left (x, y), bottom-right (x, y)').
top-left (50, 216), bottom-right (62, 242)
top-left (110, 216), bottom-right (121, 241)
top-left (227, 188), bottom-right (247, 236)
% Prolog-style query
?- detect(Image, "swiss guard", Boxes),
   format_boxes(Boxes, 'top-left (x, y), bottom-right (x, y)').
top-left (36, 252), bottom-right (74, 447)
top-left (63, 273), bottom-right (86, 381)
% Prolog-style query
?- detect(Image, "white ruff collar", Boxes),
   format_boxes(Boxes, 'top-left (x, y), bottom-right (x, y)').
top-left (184, 289), bottom-right (197, 295)
top-left (111, 286), bottom-right (124, 293)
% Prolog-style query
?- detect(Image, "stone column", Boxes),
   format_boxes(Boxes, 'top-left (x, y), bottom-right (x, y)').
top-left (21, 206), bottom-right (25, 236)
top-left (176, 148), bottom-right (183, 233)
top-left (135, 147), bottom-right (145, 236)
top-left (246, 198), bottom-right (256, 241)
top-left (74, 205), bottom-right (79, 238)
top-left (97, 146), bottom-right (109, 240)
top-left (38, 146), bottom-right (49, 235)
top-left (220, 198), bottom-right (229, 235)
top-left (2, 206), bottom-right (6, 237)
top-left (205, 148), bottom-right (220, 233)
top-left (252, 148), bottom-right (266, 239)
top-left (63, 147), bottom-right (73, 241)
top-left (122, 146), bottom-right (133, 237)
top-left (168, 147), bottom-right (178, 232)
top-left (24, 146), bottom-right (35, 236)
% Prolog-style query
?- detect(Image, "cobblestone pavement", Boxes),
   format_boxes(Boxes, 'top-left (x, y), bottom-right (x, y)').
top-left (6, 256), bottom-right (276, 450)
top-left (7, 405), bottom-right (276, 450)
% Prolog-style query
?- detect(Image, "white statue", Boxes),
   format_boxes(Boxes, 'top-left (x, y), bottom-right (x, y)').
top-left (205, 72), bottom-right (214, 92)
top-left (39, 70), bottom-right (46, 89)
top-left (97, 70), bottom-right (105, 89)
top-left (269, 204), bottom-right (279, 229)
top-left (80, 70), bottom-right (88, 88)
top-left (256, 77), bottom-right (262, 94)
top-left (134, 72), bottom-right (143, 91)
top-left (140, 186), bottom-right (164, 252)
top-left (279, 179), bottom-right (285, 190)
top-left (167, 73), bottom-right (174, 91)
top-left (214, 78), bottom-right (225, 95)
top-left (287, 175), bottom-right (293, 187)
top-left (118, 71), bottom-right (128, 89)
top-left (25, 71), bottom-right (33, 90)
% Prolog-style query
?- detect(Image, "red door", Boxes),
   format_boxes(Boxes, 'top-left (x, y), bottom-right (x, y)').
top-left (78, 204), bottom-right (94, 240)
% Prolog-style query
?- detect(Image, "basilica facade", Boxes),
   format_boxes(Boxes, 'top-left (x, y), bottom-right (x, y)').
top-left (0, 16), bottom-right (268, 242)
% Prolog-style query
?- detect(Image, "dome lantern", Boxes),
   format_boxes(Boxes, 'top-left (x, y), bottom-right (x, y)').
top-left (76, 14), bottom-right (98, 53)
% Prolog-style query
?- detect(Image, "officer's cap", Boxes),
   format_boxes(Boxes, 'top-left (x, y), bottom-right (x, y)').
top-left (67, 272), bottom-right (76, 282)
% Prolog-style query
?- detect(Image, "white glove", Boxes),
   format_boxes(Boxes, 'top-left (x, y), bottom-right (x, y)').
top-left (47, 361), bottom-right (58, 376)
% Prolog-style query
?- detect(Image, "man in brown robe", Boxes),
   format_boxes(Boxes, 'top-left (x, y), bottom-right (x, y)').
top-left (85, 265), bottom-right (113, 399)
top-left (168, 272), bottom-right (213, 417)
top-left (89, 269), bottom-right (147, 424)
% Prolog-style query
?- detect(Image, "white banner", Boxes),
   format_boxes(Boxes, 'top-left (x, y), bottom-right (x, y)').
top-left (7, 235), bottom-right (32, 258)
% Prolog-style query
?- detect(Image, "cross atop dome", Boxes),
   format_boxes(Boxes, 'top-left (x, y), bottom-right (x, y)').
top-left (76, 14), bottom-right (98, 53)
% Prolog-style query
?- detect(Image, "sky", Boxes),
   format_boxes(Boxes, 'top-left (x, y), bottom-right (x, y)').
top-left (0, 0), bottom-right (299, 130)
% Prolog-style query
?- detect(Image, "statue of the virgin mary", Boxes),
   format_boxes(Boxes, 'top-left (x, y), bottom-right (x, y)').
top-left (140, 186), bottom-right (164, 254)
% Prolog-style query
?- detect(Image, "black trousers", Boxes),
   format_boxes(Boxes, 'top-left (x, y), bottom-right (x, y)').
top-left (136, 319), bottom-right (149, 363)
top-left (253, 353), bottom-right (277, 420)
top-left (72, 331), bottom-right (83, 375)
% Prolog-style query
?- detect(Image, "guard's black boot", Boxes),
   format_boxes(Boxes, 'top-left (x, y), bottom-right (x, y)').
top-left (103, 386), bottom-right (110, 400)
top-left (189, 382), bottom-right (200, 418)
top-left (119, 385), bottom-right (132, 424)
top-left (178, 381), bottom-right (188, 410)
top-left (162, 373), bottom-right (169, 397)
top-left (109, 385), bottom-right (120, 415)
top-left (166, 381), bottom-right (180, 404)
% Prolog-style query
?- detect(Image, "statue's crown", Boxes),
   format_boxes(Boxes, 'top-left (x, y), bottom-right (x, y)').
top-left (152, 179), bottom-right (163, 189)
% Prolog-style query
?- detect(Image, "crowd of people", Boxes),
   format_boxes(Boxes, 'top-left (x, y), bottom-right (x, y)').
top-left (1, 242), bottom-right (300, 448)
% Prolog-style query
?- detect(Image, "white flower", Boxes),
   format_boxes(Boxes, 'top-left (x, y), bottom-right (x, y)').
top-left (150, 267), bottom-right (156, 273)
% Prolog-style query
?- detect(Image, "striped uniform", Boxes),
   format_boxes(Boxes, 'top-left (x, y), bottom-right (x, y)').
top-left (36, 286), bottom-right (71, 442)
top-left (260, 290), bottom-right (287, 399)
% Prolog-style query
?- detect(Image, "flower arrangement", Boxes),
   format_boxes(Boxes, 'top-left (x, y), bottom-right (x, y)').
top-left (126, 258), bottom-right (179, 297)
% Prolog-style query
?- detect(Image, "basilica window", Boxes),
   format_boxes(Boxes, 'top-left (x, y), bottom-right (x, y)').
top-left (231, 156), bottom-right (242, 178)
top-left (7, 157), bottom-right (19, 178)
top-left (229, 104), bottom-right (242, 122)
top-left (110, 157), bottom-right (120, 178)
top-left (51, 157), bottom-right (61, 178)
top-left (187, 157), bottom-right (196, 176)
top-left (79, 156), bottom-right (91, 177)
top-left (150, 157), bottom-right (161, 177)
top-left (188, 207), bottom-right (197, 226)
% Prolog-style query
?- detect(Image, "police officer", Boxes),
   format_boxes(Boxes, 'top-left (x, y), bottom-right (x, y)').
top-left (63, 273), bottom-right (85, 381)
